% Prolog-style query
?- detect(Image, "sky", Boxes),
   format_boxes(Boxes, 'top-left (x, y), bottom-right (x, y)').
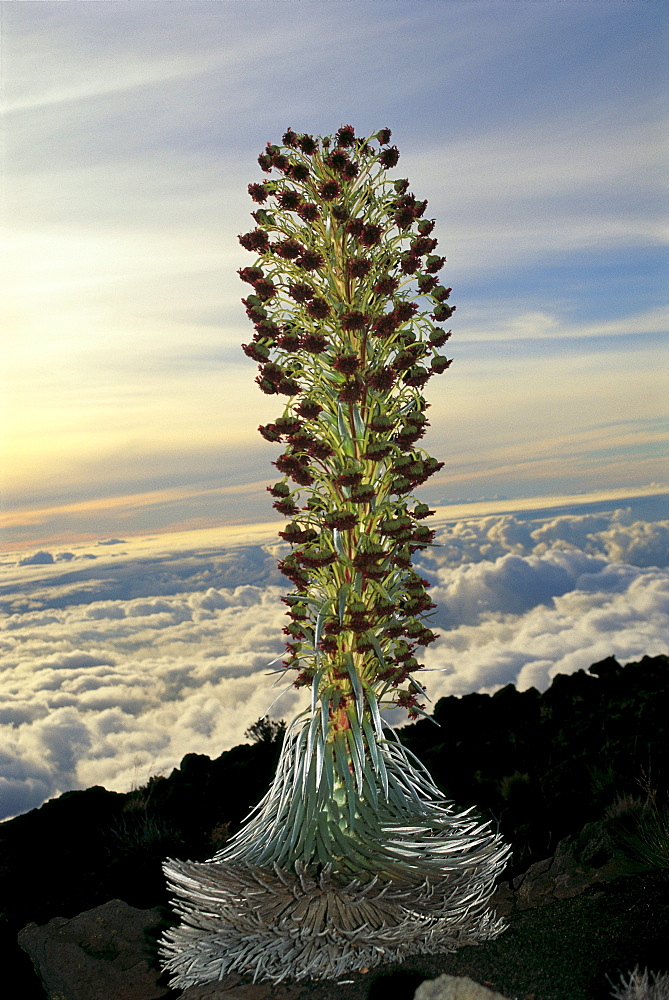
top-left (1, 0), bottom-right (667, 549)
top-left (1, 0), bottom-right (668, 820)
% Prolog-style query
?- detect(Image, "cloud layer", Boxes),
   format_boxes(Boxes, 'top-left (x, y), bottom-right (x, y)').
top-left (1, 507), bottom-right (667, 821)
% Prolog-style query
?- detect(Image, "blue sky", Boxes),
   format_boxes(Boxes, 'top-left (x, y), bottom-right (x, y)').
top-left (2, 0), bottom-right (667, 549)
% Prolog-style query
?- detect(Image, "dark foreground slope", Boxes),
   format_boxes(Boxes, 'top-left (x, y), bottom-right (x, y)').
top-left (1, 654), bottom-right (667, 998)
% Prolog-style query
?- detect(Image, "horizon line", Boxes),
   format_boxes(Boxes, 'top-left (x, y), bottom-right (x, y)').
top-left (2, 484), bottom-right (666, 558)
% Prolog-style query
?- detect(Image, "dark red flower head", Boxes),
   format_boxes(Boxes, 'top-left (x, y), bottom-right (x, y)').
top-left (297, 202), bottom-right (319, 221)
top-left (370, 414), bottom-right (394, 431)
top-left (274, 416), bottom-right (302, 434)
top-left (274, 498), bottom-right (299, 516)
top-left (393, 208), bottom-right (415, 229)
top-left (378, 128), bottom-right (392, 145)
top-left (332, 204), bottom-right (349, 221)
top-left (324, 510), bottom-right (357, 531)
top-left (259, 361), bottom-right (284, 383)
top-left (347, 257), bottom-right (373, 278)
top-left (361, 224), bottom-right (383, 247)
top-left (341, 311), bottom-right (368, 331)
top-left (334, 469), bottom-right (363, 487)
top-left (278, 188), bottom-right (301, 210)
top-left (309, 440), bottom-right (334, 460)
top-left (336, 124), bottom-right (356, 147)
top-left (242, 342), bottom-right (270, 363)
top-left (349, 484), bottom-right (376, 504)
top-left (345, 218), bottom-right (365, 238)
top-left (253, 279), bottom-right (277, 300)
top-left (238, 267), bottom-right (265, 285)
top-left (275, 239), bottom-right (304, 259)
top-left (306, 297), bottom-right (330, 319)
top-left (432, 303), bottom-right (455, 321)
top-left (429, 328), bottom-right (451, 347)
top-left (344, 159), bottom-right (360, 180)
top-left (373, 275), bottom-right (399, 297)
top-left (297, 250), bottom-right (324, 271)
top-left (362, 441), bottom-right (393, 460)
top-left (242, 297), bottom-right (267, 323)
top-left (339, 381), bottom-right (363, 402)
top-left (327, 149), bottom-right (350, 171)
top-left (256, 376), bottom-right (278, 394)
top-left (425, 255), bottom-right (447, 273)
top-left (368, 367), bottom-right (396, 391)
top-left (282, 128), bottom-right (298, 147)
top-left (278, 331), bottom-right (301, 352)
top-left (296, 398), bottom-right (323, 419)
top-left (298, 134), bottom-right (317, 155)
top-left (393, 343), bottom-right (425, 371)
top-left (403, 366), bottom-right (431, 388)
top-left (400, 254), bottom-right (420, 274)
top-left (333, 353), bottom-right (360, 375)
top-left (319, 180), bottom-right (341, 201)
top-left (393, 301), bottom-right (419, 322)
top-left (371, 313), bottom-right (400, 338)
top-left (258, 422), bottom-right (281, 442)
top-left (411, 236), bottom-right (438, 256)
top-left (272, 154), bottom-right (290, 173)
top-left (291, 467), bottom-right (314, 486)
top-left (417, 274), bottom-right (439, 293)
top-left (289, 283), bottom-right (314, 302)
top-left (258, 153), bottom-right (273, 172)
top-left (277, 377), bottom-right (302, 396)
top-left (248, 183), bottom-right (269, 203)
top-left (289, 162), bottom-right (310, 181)
top-left (301, 332), bottom-right (328, 353)
top-left (254, 319), bottom-right (279, 341)
top-left (379, 145), bottom-right (400, 168)
top-left (267, 482), bottom-right (290, 497)
top-left (431, 355), bottom-right (453, 374)
top-left (288, 429), bottom-right (316, 452)
top-left (238, 229), bottom-right (270, 252)
top-left (417, 218), bottom-right (436, 236)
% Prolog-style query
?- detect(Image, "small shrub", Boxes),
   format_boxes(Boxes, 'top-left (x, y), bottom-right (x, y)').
top-left (610, 786), bottom-right (669, 874)
top-left (609, 966), bottom-right (669, 1000)
top-left (244, 717), bottom-right (287, 744)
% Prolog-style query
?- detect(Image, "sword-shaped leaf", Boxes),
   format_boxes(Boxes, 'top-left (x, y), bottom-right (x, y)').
top-left (345, 652), bottom-right (364, 720)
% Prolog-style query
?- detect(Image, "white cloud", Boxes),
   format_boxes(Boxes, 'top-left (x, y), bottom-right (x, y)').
top-left (0, 509), bottom-right (667, 820)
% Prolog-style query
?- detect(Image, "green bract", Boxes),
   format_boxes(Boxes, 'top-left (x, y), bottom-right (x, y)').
top-left (161, 127), bottom-right (509, 988)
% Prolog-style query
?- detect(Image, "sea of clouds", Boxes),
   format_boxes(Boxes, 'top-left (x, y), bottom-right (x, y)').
top-left (1, 506), bottom-right (667, 821)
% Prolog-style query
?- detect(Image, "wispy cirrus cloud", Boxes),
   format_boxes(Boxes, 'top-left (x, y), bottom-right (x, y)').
top-left (2, 0), bottom-right (666, 548)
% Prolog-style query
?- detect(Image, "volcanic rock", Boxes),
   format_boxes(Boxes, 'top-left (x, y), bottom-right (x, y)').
top-left (18, 897), bottom-right (168, 1000)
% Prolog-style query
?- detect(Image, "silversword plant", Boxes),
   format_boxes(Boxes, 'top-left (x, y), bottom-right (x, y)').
top-left (161, 126), bottom-right (509, 987)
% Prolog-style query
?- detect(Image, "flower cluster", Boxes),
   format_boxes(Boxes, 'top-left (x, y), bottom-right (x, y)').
top-left (239, 127), bottom-right (454, 722)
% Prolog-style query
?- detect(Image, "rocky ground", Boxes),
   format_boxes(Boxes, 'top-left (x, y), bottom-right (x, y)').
top-left (7, 656), bottom-right (669, 999)
top-left (18, 824), bottom-right (669, 1000)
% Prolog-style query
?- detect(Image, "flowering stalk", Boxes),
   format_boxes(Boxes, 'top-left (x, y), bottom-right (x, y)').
top-left (162, 127), bottom-right (509, 987)
top-left (242, 125), bottom-right (452, 725)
